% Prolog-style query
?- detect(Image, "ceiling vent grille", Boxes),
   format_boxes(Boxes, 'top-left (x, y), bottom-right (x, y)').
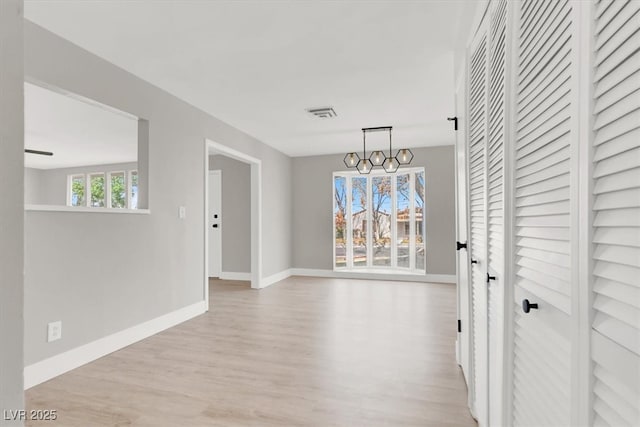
top-left (306, 107), bottom-right (337, 119)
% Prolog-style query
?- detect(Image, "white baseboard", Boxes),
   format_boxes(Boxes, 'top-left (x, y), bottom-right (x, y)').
top-left (24, 300), bottom-right (207, 390)
top-left (258, 269), bottom-right (292, 289)
top-left (290, 268), bottom-right (456, 284)
top-left (219, 271), bottom-right (252, 281)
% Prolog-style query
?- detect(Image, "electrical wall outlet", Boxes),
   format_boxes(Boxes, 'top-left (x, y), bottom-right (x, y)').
top-left (179, 206), bottom-right (186, 219)
top-left (47, 321), bottom-right (62, 342)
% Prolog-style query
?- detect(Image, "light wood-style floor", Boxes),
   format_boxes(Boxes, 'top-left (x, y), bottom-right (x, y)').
top-left (26, 276), bottom-right (475, 427)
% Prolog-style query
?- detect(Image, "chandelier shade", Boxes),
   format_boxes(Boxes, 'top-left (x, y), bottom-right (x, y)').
top-left (356, 158), bottom-right (373, 174)
top-left (369, 150), bottom-right (385, 166)
top-left (344, 152), bottom-right (359, 168)
top-left (382, 156), bottom-right (400, 173)
top-left (396, 148), bottom-right (414, 165)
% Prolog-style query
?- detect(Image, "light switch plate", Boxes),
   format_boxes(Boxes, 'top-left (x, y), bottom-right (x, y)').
top-left (179, 206), bottom-right (186, 219)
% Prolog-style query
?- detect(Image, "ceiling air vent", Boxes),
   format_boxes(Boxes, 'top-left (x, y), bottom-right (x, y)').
top-left (306, 107), bottom-right (337, 119)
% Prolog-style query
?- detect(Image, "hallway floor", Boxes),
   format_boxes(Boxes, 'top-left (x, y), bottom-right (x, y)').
top-left (26, 276), bottom-right (475, 426)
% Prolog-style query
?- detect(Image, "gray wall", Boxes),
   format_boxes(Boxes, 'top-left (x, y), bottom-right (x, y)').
top-left (23, 21), bottom-right (292, 366)
top-left (24, 167), bottom-right (44, 205)
top-left (25, 162), bottom-right (137, 205)
top-left (292, 145), bottom-right (456, 275)
top-left (0, 0), bottom-right (25, 421)
top-left (209, 155), bottom-right (251, 274)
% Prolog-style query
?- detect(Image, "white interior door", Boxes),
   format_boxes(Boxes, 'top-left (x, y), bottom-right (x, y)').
top-left (468, 20), bottom-right (489, 426)
top-left (208, 170), bottom-right (222, 278)
top-left (510, 1), bottom-right (576, 425)
top-left (486, 1), bottom-right (508, 425)
top-left (591, 1), bottom-right (640, 425)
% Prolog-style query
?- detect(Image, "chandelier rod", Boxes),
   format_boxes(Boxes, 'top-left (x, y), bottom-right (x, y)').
top-left (362, 126), bottom-right (392, 133)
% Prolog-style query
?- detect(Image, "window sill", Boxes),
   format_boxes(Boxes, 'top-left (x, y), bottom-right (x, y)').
top-left (25, 204), bottom-right (150, 215)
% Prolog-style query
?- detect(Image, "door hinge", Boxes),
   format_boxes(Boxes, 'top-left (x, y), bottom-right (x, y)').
top-left (457, 319), bottom-right (461, 333)
top-left (486, 273), bottom-right (496, 282)
top-left (456, 241), bottom-right (467, 250)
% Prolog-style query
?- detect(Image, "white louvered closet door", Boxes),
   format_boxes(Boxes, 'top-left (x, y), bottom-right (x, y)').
top-left (468, 22), bottom-right (489, 426)
top-left (591, 1), bottom-right (640, 425)
top-left (486, 0), bottom-right (508, 425)
top-left (511, 0), bottom-right (576, 425)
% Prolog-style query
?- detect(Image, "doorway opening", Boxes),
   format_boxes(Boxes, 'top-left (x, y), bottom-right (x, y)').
top-left (204, 139), bottom-right (262, 308)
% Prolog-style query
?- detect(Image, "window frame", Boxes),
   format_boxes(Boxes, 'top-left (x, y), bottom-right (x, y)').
top-left (107, 170), bottom-right (127, 209)
top-left (128, 170), bottom-right (138, 209)
top-left (333, 167), bottom-right (426, 273)
top-left (66, 168), bottom-right (139, 210)
top-left (66, 174), bottom-right (86, 207)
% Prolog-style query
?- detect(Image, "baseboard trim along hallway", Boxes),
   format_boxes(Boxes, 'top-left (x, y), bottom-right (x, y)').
top-left (23, 300), bottom-right (207, 389)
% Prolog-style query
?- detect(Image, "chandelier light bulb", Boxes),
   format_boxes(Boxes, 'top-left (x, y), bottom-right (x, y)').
top-left (395, 148), bottom-right (413, 165)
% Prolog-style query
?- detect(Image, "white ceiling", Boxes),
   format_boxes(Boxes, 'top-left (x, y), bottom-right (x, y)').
top-left (24, 82), bottom-right (138, 169)
top-left (24, 1), bottom-right (479, 157)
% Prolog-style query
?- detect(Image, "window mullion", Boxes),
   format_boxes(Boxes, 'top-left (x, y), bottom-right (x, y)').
top-left (346, 176), bottom-right (353, 269)
top-left (85, 174), bottom-right (90, 207)
top-left (106, 172), bottom-right (112, 208)
top-left (409, 171), bottom-right (416, 270)
top-left (366, 175), bottom-right (373, 268)
top-left (125, 171), bottom-right (129, 209)
top-left (391, 174), bottom-right (397, 269)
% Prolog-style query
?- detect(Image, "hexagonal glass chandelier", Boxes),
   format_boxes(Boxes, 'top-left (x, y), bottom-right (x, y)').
top-left (344, 126), bottom-right (413, 174)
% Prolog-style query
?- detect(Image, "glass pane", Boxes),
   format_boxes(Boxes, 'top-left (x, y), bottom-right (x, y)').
top-left (70, 175), bottom-right (85, 207)
top-left (130, 171), bottom-right (138, 209)
top-left (334, 176), bottom-right (346, 268)
top-left (90, 174), bottom-right (105, 207)
top-left (352, 176), bottom-right (367, 267)
top-left (415, 171), bottom-right (425, 271)
top-left (396, 174), bottom-right (410, 268)
top-left (372, 176), bottom-right (391, 266)
top-left (110, 172), bottom-right (126, 208)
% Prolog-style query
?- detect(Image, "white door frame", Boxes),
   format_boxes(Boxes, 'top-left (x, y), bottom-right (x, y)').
top-left (204, 139), bottom-right (263, 309)
top-left (208, 170), bottom-right (222, 278)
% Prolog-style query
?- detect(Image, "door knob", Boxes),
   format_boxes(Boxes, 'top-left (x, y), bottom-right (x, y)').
top-left (522, 299), bottom-right (538, 313)
top-left (212, 224), bottom-right (218, 228)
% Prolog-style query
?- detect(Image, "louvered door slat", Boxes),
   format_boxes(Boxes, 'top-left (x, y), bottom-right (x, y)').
top-left (594, 128), bottom-right (640, 161)
top-left (595, 30), bottom-right (640, 82)
top-left (517, 246), bottom-right (571, 268)
top-left (596, 2), bottom-right (639, 50)
top-left (594, 70), bottom-right (640, 114)
top-left (516, 148), bottom-right (571, 179)
top-left (595, 50), bottom-right (639, 97)
top-left (596, 0), bottom-right (615, 19)
top-left (518, 45), bottom-right (571, 113)
top-left (518, 0), bottom-right (561, 68)
top-left (591, 1), bottom-right (640, 425)
top-left (596, 0), bottom-right (630, 34)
